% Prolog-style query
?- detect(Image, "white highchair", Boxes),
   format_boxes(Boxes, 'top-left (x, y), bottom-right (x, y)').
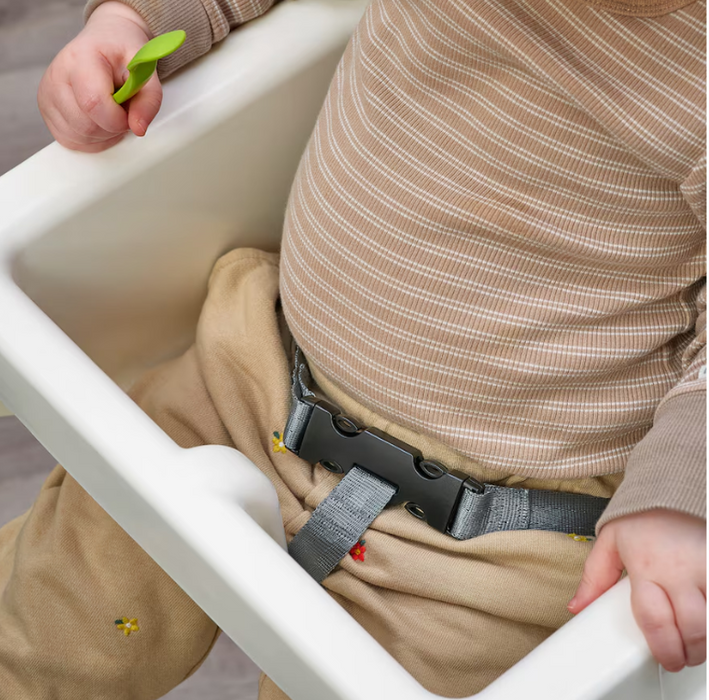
top-left (0, 1), bottom-right (705, 698)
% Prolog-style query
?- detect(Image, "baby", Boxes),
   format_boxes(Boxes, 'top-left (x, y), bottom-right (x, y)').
top-left (1, 0), bottom-right (705, 698)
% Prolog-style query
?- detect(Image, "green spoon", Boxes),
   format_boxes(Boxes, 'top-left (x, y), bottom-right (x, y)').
top-left (113, 30), bottom-right (186, 104)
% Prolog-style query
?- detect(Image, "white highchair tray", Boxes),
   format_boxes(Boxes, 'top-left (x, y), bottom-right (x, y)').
top-left (0, 1), bottom-right (704, 698)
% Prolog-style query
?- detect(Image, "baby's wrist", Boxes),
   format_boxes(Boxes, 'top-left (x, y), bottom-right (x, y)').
top-left (88, 1), bottom-right (152, 39)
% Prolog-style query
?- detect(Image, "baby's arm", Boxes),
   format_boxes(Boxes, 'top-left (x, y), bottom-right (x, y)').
top-left (38, 0), bottom-right (278, 151)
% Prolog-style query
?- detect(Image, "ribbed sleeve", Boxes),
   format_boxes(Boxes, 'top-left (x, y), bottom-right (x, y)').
top-left (84, 0), bottom-right (277, 77)
top-left (596, 391), bottom-right (707, 531)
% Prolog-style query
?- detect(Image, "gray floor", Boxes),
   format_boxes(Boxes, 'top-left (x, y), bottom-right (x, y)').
top-left (0, 0), bottom-right (87, 175)
top-left (0, 2), bottom-right (260, 697)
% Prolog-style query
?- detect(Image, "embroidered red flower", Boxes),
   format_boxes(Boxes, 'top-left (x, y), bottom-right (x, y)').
top-left (349, 539), bottom-right (366, 562)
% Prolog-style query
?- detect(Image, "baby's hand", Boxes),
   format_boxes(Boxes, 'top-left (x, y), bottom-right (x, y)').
top-left (569, 510), bottom-right (706, 672)
top-left (38, 2), bottom-right (162, 152)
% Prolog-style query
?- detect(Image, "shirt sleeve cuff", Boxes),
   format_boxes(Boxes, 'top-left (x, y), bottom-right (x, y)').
top-left (596, 390), bottom-right (706, 534)
top-left (84, 0), bottom-right (213, 77)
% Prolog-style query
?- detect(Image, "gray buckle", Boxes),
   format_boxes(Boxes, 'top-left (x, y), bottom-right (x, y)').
top-left (288, 398), bottom-right (484, 534)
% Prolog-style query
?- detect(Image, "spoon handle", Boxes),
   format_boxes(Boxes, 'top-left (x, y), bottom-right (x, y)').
top-left (113, 61), bottom-right (157, 104)
top-left (113, 30), bottom-right (186, 105)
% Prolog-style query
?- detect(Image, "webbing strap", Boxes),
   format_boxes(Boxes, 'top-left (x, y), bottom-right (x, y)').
top-left (288, 467), bottom-right (396, 582)
top-left (283, 346), bottom-right (315, 454)
top-left (448, 485), bottom-right (606, 540)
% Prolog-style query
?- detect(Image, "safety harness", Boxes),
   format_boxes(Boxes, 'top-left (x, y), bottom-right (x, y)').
top-left (284, 347), bottom-right (607, 583)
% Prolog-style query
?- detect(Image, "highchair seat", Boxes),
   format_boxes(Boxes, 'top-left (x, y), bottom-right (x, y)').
top-left (0, 1), bottom-right (704, 698)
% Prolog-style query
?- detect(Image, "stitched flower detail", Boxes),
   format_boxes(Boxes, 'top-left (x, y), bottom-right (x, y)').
top-left (115, 618), bottom-right (140, 636)
top-left (349, 539), bottom-right (366, 562)
top-left (567, 533), bottom-right (594, 542)
top-left (272, 431), bottom-right (286, 454)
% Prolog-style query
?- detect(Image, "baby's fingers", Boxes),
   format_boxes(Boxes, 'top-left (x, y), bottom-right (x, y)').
top-left (42, 85), bottom-right (125, 151)
top-left (42, 101), bottom-right (125, 152)
top-left (672, 586), bottom-right (706, 667)
top-left (631, 579), bottom-right (685, 672)
top-left (568, 532), bottom-right (623, 613)
top-left (70, 53), bottom-right (129, 135)
top-left (126, 72), bottom-right (163, 137)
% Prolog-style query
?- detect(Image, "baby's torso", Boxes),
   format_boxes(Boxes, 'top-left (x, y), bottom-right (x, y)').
top-left (279, 0), bottom-right (706, 478)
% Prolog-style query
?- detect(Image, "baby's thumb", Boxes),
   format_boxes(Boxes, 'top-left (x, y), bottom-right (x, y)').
top-left (568, 531), bottom-right (624, 614)
top-left (126, 72), bottom-right (163, 137)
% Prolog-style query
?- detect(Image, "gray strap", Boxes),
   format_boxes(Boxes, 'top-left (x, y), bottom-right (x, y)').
top-left (288, 467), bottom-right (397, 583)
top-left (283, 346), bottom-right (315, 453)
top-left (449, 485), bottom-right (605, 540)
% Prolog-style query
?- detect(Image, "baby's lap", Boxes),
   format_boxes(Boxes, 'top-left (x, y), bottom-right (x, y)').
top-left (254, 528), bottom-right (585, 698)
top-left (321, 525), bottom-right (586, 693)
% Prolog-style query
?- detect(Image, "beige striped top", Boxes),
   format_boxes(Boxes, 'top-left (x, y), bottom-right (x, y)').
top-left (88, 0), bottom-right (706, 526)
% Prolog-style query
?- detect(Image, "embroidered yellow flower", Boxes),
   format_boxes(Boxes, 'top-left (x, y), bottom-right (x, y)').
top-left (115, 618), bottom-right (140, 636)
top-left (272, 431), bottom-right (286, 454)
top-left (567, 533), bottom-right (592, 542)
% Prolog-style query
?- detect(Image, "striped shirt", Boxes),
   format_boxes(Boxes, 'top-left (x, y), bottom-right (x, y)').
top-left (91, 0), bottom-right (706, 524)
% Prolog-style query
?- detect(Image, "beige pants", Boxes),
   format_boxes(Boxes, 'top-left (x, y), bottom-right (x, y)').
top-left (0, 249), bottom-right (621, 699)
